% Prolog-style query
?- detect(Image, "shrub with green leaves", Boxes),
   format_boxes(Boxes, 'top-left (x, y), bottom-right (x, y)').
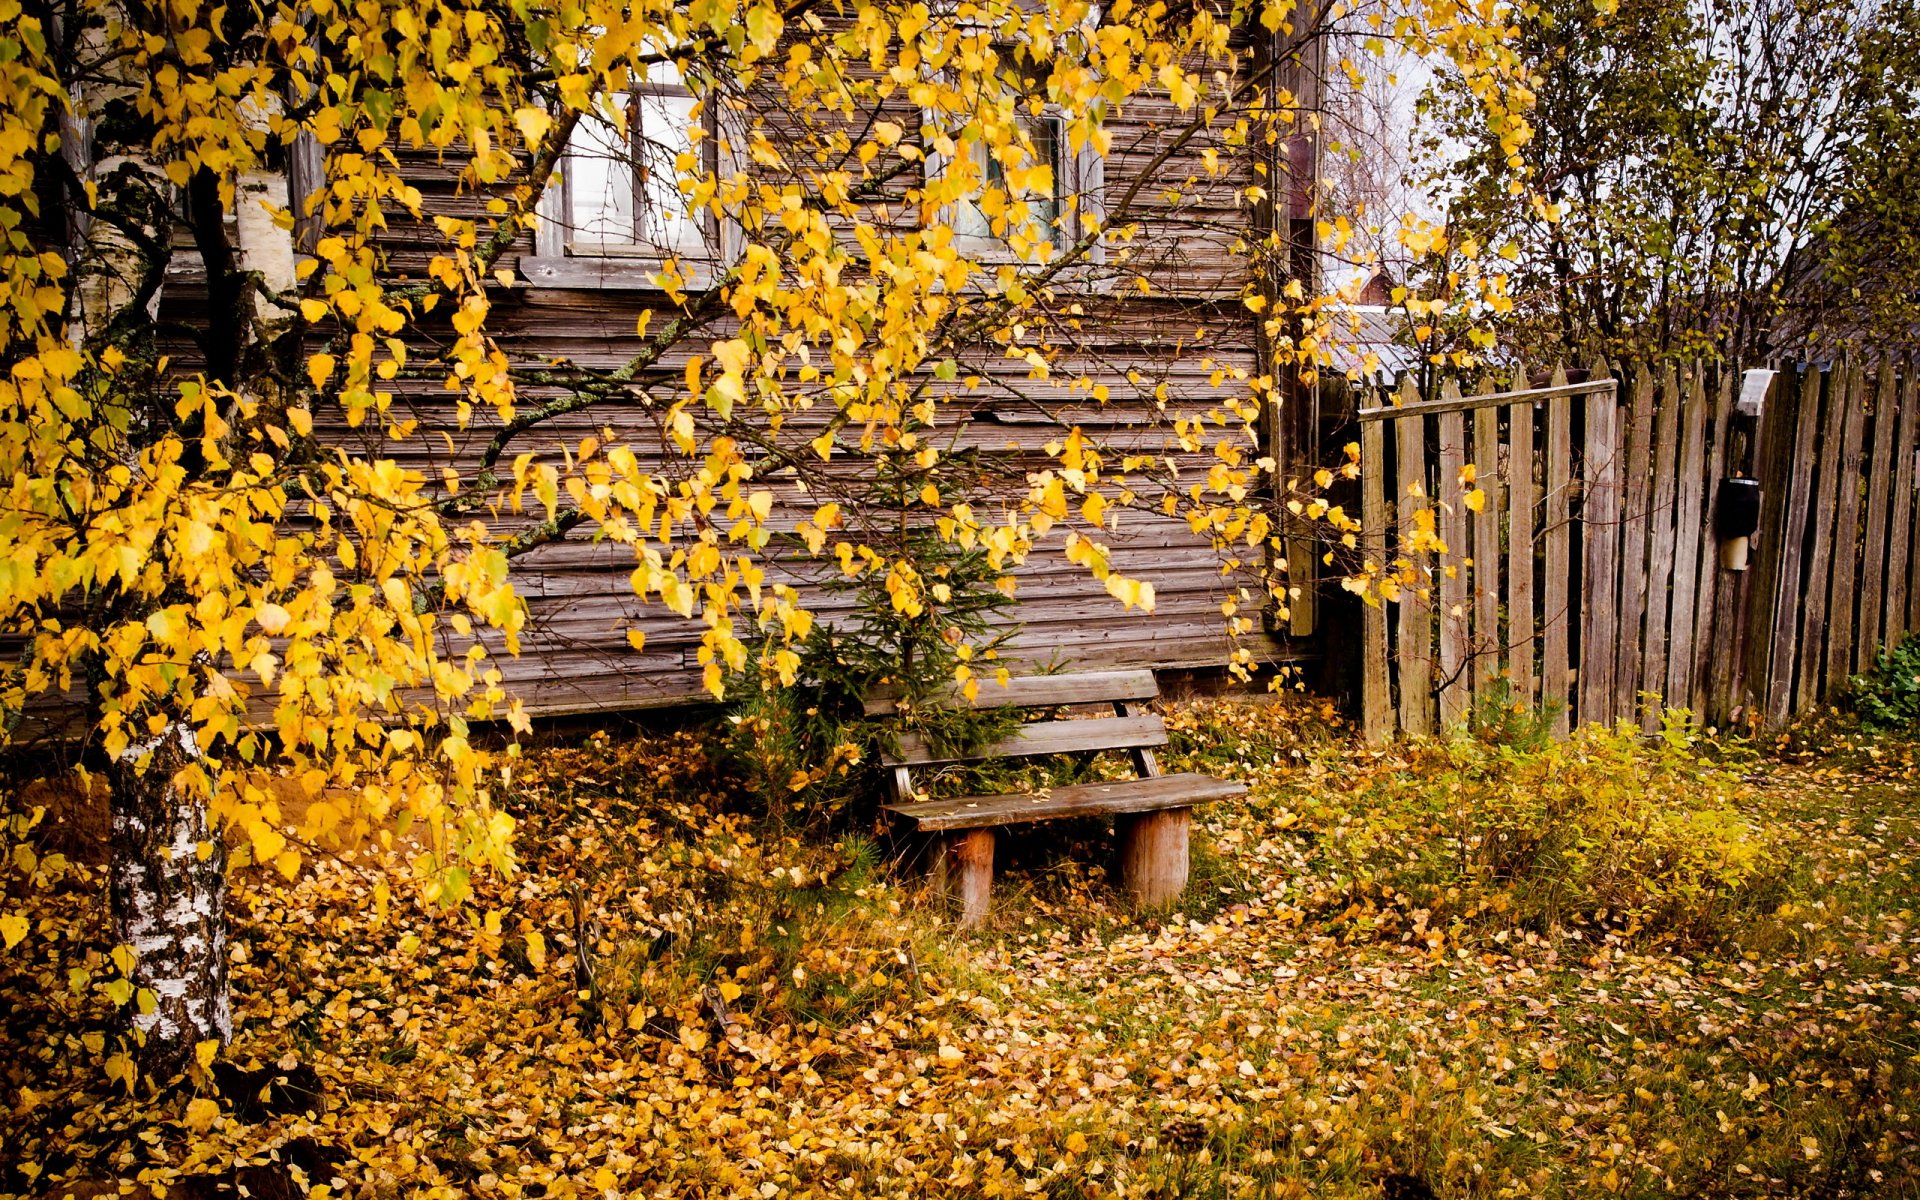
top-left (1299, 715), bottom-right (1788, 943)
top-left (1850, 633), bottom-right (1920, 732)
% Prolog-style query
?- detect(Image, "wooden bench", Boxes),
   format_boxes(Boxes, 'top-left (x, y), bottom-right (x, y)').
top-left (870, 669), bottom-right (1244, 927)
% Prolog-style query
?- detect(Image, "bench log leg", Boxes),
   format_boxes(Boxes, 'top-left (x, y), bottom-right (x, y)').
top-left (933, 829), bottom-right (994, 929)
top-left (1117, 807), bottom-right (1189, 908)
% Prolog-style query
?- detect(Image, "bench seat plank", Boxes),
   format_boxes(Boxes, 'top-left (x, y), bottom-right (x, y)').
top-left (863, 669), bottom-right (1159, 717)
top-left (885, 715), bottom-right (1167, 767)
top-left (884, 773), bottom-right (1244, 832)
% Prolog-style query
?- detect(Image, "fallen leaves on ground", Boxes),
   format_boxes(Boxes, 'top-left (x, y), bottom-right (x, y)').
top-left (2, 706), bottom-right (1917, 1198)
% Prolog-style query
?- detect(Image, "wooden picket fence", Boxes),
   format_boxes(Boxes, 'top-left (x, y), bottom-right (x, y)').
top-left (1355, 359), bottom-right (1920, 741)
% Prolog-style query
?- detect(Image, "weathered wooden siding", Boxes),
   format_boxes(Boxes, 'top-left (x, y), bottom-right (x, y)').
top-left (141, 45), bottom-right (1316, 716)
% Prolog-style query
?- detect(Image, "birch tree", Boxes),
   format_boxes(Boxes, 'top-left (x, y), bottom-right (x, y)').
top-left (0, 0), bottom-right (1532, 1080)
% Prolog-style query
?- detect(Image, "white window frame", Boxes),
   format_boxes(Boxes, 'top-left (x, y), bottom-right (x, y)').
top-left (523, 70), bottom-right (746, 291)
top-left (925, 100), bottom-right (1106, 273)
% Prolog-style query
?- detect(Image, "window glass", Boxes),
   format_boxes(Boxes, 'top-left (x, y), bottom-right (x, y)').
top-left (569, 93), bottom-right (635, 247)
top-left (953, 113), bottom-right (1063, 242)
top-left (560, 43), bottom-right (704, 255)
top-left (633, 88), bottom-right (701, 250)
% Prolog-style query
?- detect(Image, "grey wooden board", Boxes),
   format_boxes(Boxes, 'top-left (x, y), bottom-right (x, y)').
top-left (1639, 363), bottom-right (1683, 722)
top-left (1768, 366), bottom-right (1826, 724)
top-left (1857, 367), bottom-right (1898, 663)
top-left (1825, 365), bottom-right (1869, 688)
top-left (1712, 364), bottom-right (1758, 721)
top-left (863, 669), bottom-right (1158, 716)
top-left (1578, 376), bottom-right (1621, 725)
top-left (1886, 371), bottom-right (1918, 646)
top-left (1355, 378), bottom-right (1614, 421)
top-left (1796, 362), bottom-right (1849, 708)
top-left (1437, 397), bottom-right (1469, 728)
top-left (1614, 364), bottom-right (1656, 712)
top-left (1542, 370), bottom-right (1574, 737)
top-left (1395, 376), bottom-right (1432, 736)
top-left (1506, 367), bottom-right (1538, 707)
top-left (884, 772), bottom-right (1245, 831)
top-left (1820, 364), bottom-right (1866, 683)
top-left (1472, 398), bottom-right (1503, 710)
top-left (1694, 367), bottom-right (1736, 717)
top-left (885, 714), bottom-right (1168, 767)
top-left (518, 254), bottom-right (718, 291)
top-left (1361, 416), bottom-right (1393, 743)
top-left (1665, 366), bottom-right (1710, 713)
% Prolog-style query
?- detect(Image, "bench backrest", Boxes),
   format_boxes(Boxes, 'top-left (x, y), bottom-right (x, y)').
top-left (862, 668), bottom-right (1158, 716)
top-left (868, 670), bottom-right (1166, 768)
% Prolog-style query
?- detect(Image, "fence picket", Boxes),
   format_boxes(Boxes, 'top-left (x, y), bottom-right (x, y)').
top-left (1438, 394), bottom-right (1470, 727)
top-left (1615, 364), bottom-right (1656, 712)
top-left (1579, 370), bottom-right (1621, 725)
top-left (1795, 363), bottom-right (1848, 711)
top-left (1858, 366), bottom-right (1898, 664)
top-left (1640, 363), bottom-right (1684, 721)
top-left (1695, 367), bottom-right (1736, 717)
top-left (1824, 364), bottom-right (1869, 690)
top-left (1396, 376), bottom-right (1432, 736)
top-left (1506, 367), bottom-right (1538, 708)
top-left (1887, 368), bottom-right (1918, 645)
top-left (1472, 394), bottom-right (1503, 713)
top-left (1361, 413), bottom-right (1392, 743)
top-left (1666, 364), bottom-right (1710, 713)
top-left (1543, 368), bottom-right (1574, 736)
top-left (1768, 367), bottom-right (1824, 724)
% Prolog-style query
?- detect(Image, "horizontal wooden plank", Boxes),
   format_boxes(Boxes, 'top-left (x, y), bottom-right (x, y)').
top-left (863, 669), bottom-right (1159, 716)
top-left (884, 772), bottom-right (1244, 831)
top-left (884, 714), bottom-right (1167, 766)
top-left (517, 254), bottom-right (717, 291)
top-left (1356, 379), bottom-right (1614, 422)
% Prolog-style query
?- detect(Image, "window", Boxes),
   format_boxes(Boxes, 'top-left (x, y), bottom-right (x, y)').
top-left (525, 57), bottom-right (742, 289)
top-left (951, 112), bottom-right (1065, 241)
top-left (927, 102), bottom-right (1106, 270)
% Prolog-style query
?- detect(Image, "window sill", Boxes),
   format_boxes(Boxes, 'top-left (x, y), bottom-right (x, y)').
top-left (517, 255), bottom-right (716, 292)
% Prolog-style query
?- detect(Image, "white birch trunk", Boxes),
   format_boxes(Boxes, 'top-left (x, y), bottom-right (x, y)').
top-left (107, 722), bottom-right (230, 1079)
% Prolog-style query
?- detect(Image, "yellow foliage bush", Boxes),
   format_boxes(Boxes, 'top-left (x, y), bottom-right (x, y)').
top-left (1265, 714), bottom-right (1786, 944)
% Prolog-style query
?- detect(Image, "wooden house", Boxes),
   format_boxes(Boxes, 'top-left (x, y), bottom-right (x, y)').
top-left (131, 17), bottom-right (1335, 719)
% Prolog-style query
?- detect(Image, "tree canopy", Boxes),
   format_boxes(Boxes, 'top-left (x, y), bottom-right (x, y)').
top-left (1420, 0), bottom-right (1920, 361)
